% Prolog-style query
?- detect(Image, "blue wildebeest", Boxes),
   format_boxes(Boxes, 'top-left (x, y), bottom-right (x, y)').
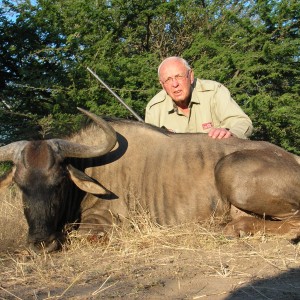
top-left (0, 108), bottom-right (299, 252)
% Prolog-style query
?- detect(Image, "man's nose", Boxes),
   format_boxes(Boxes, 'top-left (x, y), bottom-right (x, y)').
top-left (171, 78), bottom-right (180, 87)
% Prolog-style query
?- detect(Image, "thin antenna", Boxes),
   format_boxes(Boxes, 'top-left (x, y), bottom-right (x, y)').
top-left (87, 67), bottom-right (144, 122)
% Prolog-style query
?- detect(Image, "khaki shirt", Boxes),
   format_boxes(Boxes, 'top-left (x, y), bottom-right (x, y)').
top-left (145, 79), bottom-right (253, 139)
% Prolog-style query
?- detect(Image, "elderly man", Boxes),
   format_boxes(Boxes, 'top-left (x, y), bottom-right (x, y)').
top-left (145, 56), bottom-right (253, 139)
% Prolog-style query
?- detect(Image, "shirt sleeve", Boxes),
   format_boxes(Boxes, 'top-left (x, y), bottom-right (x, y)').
top-left (145, 91), bottom-right (167, 127)
top-left (145, 102), bottom-right (158, 126)
top-left (213, 84), bottom-right (253, 139)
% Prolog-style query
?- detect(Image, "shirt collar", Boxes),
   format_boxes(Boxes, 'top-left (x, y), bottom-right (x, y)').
top-left (190, 79), bottom-right (201, 105)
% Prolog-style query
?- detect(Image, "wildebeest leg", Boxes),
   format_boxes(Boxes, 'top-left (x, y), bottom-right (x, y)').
top-left (77, 196), bottom-right (115, 240)
top-left (215, 149), bottom-right (300, 238)
top-left (224, 215), bottom-right (300, 237)
top-left (77, 195), bottom-right (128, 242)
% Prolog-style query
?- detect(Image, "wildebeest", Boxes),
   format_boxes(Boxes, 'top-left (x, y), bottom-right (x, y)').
top-left (0, 108), bottom-right (299, 252)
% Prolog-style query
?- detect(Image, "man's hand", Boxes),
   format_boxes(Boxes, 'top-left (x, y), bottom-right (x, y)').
top-left (208, 128), bottom-right (232, 139)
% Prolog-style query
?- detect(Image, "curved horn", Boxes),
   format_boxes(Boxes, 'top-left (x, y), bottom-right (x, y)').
top-left (49, 108), bottom-right (117, 158)
top-left (0, 141), bottom-right (28, 163)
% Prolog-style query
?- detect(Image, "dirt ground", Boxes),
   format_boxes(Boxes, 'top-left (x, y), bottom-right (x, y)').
top-left (0, 188), bottom-right (299, 300)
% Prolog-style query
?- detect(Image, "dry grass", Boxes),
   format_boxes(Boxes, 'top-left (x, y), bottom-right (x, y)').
top-left (0, 187), bottom-right (299, 299)
top-left (0, 186), bottom-right (27, 252)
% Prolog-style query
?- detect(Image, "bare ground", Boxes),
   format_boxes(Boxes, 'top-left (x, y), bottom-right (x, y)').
top-left (0, 187), bottom-right (299, 300)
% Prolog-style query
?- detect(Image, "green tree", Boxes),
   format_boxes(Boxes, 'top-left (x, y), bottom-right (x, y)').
top-left (0, 0), bottom-right (82, 142)
top-left (185, 0), bottom-right (300, 153)
top-left (0, 0), bottom-right (299, 154)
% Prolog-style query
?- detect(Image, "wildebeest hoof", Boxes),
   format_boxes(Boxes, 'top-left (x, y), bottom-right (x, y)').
top-left (290, 235), bottom-right (300, 245)
top-left (27, 239), bottom-right (62, 254)
top-left (86, 232), bottom-right (108, 244)
top-left (223, 217), bottom-right (257, 238)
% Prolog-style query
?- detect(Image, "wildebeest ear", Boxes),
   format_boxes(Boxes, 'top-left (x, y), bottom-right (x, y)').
top-left (67, 165), bottom-right (109, 195)
top-left (0, 166), bottom-right (15, 189)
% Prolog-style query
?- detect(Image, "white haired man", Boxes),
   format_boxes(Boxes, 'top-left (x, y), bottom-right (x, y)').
top-left (145, 56), bottom-right (253, 139)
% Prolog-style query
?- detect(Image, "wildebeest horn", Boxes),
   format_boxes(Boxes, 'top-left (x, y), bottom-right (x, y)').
top-left (0, 141), bottom-right (28, 163)
top-left (49, 108), bottom-right (117, 158)
top-left (0, 108), bottom-right (117, 162)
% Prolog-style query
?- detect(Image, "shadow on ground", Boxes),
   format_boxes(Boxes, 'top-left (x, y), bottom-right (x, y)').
top-left (225, 268), bottom-right (300, 299)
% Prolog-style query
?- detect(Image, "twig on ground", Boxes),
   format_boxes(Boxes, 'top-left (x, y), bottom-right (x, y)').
top-left (0, 286), bottom-right (23, 300)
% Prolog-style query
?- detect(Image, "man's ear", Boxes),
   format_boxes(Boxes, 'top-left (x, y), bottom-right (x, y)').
top-left (159, 80), bottom-right (165, 90)
top-left (190, 69), bottom-right (195, 84)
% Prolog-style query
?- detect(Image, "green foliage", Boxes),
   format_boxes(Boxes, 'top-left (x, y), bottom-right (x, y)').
top-left (185, 0), bottom-right (300, 153)
top-left (0, 162), bottom-right (13, 175)
top-left (38, 112), bottom-right (85, 139)
top-left (0, 0), bottom-right (299, 153)
top-left (248, 93), bottom-right (300, 153)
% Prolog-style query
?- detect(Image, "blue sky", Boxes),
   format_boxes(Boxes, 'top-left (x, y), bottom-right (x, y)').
top-left (1, 0), bottom-right (37, 21)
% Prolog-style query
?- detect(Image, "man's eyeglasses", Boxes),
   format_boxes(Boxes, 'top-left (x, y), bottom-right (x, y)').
top-left (162, 70), bottom-right (190, 85)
